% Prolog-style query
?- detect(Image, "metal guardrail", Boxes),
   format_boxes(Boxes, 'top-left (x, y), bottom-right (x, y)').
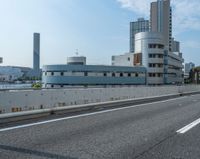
top-left (0, 91), bottom-right (200, 125)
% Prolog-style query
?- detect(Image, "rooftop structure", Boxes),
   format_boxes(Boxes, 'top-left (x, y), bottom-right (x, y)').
top-left (67, 56), bottom-right (86, 65)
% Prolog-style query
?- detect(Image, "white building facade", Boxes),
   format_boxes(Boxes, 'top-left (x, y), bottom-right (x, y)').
top-left (135, 32), bottom-right (183, 85)
top-left (112, 53), bottom-right (134, 66)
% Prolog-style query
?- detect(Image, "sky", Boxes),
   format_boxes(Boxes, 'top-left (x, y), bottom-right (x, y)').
top-left (0, 0), bottom-right (200, 68)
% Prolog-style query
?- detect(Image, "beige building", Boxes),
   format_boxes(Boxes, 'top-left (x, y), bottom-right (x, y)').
top-left (150, 0), bottom-right (172, 51)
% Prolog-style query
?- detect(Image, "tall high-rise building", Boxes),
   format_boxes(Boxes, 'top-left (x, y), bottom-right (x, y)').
top-left (150, 0), bottom-right (172, 51)
top-left (33, 33), bottom-right (40, 71)
top-left (130, 18), bottom-right (149, 53)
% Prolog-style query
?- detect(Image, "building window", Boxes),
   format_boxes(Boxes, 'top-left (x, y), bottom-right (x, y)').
top-left (40, 105), bottom-right (43, 109)
top-left (61, 72), bottom-right (64, 76)
top-left (45, 72), bottom-right (47, 76)
top-left (135, 73), bottom-right (139, 77)
top-left (51, 85), bottom-right (54, 88)
top-left (158, 44), bottom-right (164, 49)
top-left (149, 54), bottom-right (156, 58)
top-left (51, 72), bottom-right (54, 76)
top-left (84, 72), bottom-right (88, 76)
top-left (128, 73), bottom-right (131, 77)
top-left (120, 73), bottom-right (123, 77)
top-left (112, 73), bottom-right (115, 77)
top-left (104, 73), bottom-right (107, 77)
top-left (127, 57), bottom-right (130, 61)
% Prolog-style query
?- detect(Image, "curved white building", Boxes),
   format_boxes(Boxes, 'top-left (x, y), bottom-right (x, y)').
top-left (135, 32), bottom-right (165, 84)
top-left (135, 32), bottom-right (183, 85)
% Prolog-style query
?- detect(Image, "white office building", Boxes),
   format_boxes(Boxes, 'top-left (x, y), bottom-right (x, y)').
top-left (134, 32), bottom-right (183, 85)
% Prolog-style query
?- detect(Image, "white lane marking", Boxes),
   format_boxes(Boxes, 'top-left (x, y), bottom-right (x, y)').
top-left (177, 118), bottom-right (200, 134)
top-left (0, 97), bottom-right (186, 132)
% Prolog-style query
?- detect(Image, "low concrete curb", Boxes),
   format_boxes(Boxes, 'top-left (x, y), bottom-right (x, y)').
top-left (0, 91), bottom-right (199, 125)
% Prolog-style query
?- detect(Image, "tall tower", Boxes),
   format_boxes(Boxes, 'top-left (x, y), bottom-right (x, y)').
top-left (33, 33), bottom-right (40, 71)
top-left (150, 0), bottom-right (172, 51)
top-left (130, 18), bottom-right (149, 53)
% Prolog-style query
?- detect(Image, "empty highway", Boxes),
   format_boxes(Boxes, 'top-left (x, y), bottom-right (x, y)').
top-left (1, 94), bottom-right (200, 159)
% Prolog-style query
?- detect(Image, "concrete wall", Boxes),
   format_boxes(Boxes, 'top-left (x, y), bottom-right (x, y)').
top-left (0, 85), bottom-right (200, 114)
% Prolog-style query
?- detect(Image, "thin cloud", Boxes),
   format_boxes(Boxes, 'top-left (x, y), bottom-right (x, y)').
top-left (117, 0), bottom-right (200, 34)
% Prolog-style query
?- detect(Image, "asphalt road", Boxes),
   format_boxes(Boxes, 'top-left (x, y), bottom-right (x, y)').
top-left (0, 94), bottom-right (200, 159)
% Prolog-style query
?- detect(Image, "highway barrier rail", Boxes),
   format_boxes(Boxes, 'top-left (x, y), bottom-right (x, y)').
top-left (0, 91), bottom-right (200, 125)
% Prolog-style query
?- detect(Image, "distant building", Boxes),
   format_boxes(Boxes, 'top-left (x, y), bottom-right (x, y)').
top-left (150, 0), bottom-right (172, 51)
top-left (33, 33), bottom-right (40, 77)
top-left (0, 66), bottom-right (24, 82)
top-left (171, 38), bottom-right (180, 52)
top-left (190, 67), bottom-right (200, 84)
top-left (185, 62), bottom-right (195, 74)
top-left (130, 18), bottom-right (149, 53)
top-left (112, 53), bottom-right (134, 66)
top-left (31, 33), bottom-right (41, 78)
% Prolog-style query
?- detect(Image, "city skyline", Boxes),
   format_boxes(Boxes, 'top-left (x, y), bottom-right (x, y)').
top-left (0, 0), bottom-right (200, 67)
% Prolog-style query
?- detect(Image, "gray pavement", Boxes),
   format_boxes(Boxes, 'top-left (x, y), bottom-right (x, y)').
top-left (0, 94), bottom-right (200, 159)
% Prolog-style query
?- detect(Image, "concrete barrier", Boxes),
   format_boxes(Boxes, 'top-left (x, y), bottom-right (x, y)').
top-left (1, 85), bottom-right (200, 114)
top-left (1, 91), bottom-right (199, 125)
